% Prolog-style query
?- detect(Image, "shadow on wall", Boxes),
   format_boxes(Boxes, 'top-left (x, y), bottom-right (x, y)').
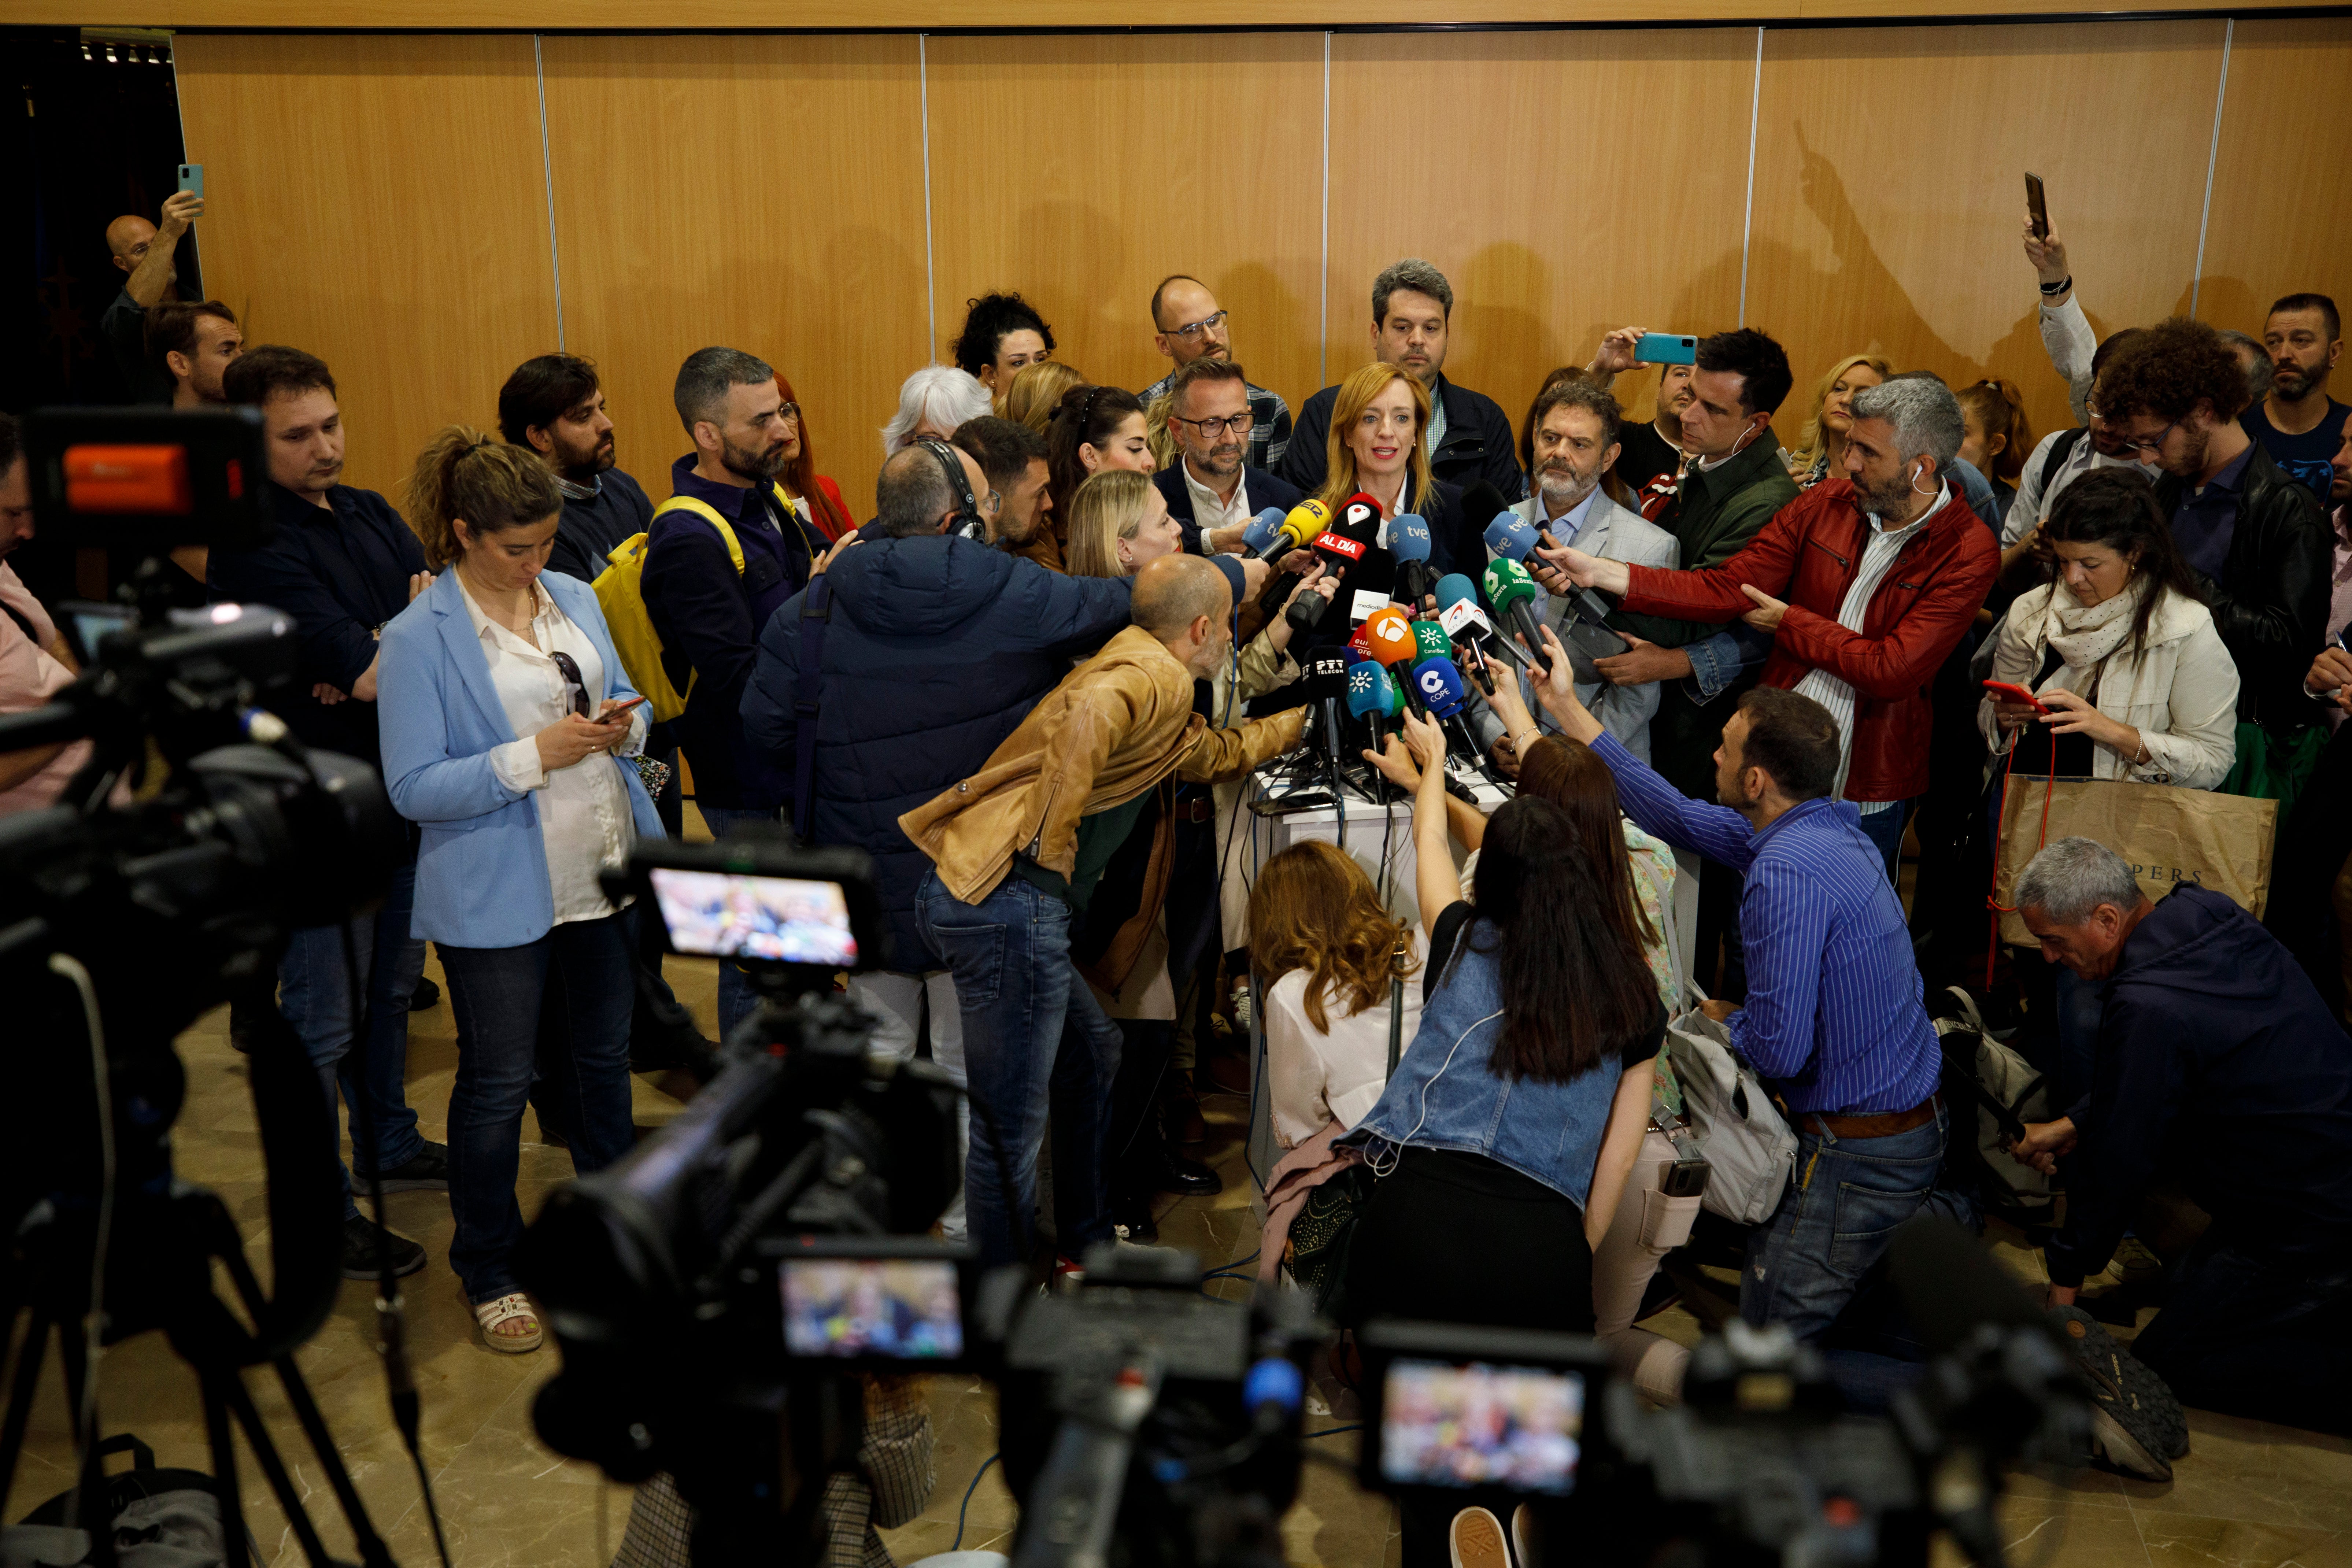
top-left (984, 200), bottom-right (1129, 380)
top-left (1214, 259), bottom-right (1315, 397)
top-left (794, 222), bottom-right (929, 512)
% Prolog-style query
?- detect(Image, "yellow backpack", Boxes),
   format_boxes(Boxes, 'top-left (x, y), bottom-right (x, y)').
top-left (592, 496), bottom-right (744, 724)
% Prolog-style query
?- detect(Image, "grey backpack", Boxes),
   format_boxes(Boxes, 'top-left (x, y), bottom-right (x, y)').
top-left (1661, 995), bottom-right (1799, 1225)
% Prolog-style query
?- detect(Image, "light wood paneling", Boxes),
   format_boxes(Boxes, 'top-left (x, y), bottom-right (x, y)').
top-left (1326, 30), bottom-right (1760, 429)
top-left (28, 0), bottom-right (2325, 28)
top-left (172, 34), bottom-right (560, 496)
top-left (2196, 17), bottom-right (2352, 334)
top-left (540, 36), bottom-right (928, 517)
top-left (1745, 20), bottom-right (2224, 449)
top-left (924, 34), bottom-right (1326, 410)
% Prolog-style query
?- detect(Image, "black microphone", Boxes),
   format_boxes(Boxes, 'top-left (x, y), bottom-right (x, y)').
top-left (1285, 530), bottom-right (1368, 636)
top-left (1307, 652), bottom-right (1351, 803)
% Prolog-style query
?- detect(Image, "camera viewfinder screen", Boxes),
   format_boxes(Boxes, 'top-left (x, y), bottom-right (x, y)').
top-left (1380, 1359), bottom-right (1584, 1494)
top-left (781, 1258), bottom-right (963, 1361)
top-left (649, 870), bottom-right (858, 967)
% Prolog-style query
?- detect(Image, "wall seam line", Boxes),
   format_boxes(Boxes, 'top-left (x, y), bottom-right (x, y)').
top-left (2190, 16), bottom-right (2231, 319)
top-left (535, 34), bottom-right (564, 351)
top-left (1319, 30), bottom-right (1331, 392)
top-left (1738, 24), bottom-right (1762, 328)
top-left (920, 34), bottom-right (937, 361)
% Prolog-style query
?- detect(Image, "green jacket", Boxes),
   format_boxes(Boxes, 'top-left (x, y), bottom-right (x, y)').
top-left (1641, 426), bottom-right (1801, 798)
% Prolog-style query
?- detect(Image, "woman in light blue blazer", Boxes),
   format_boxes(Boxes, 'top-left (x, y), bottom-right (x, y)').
top-left (378, 429), bottom-right (665, 1354)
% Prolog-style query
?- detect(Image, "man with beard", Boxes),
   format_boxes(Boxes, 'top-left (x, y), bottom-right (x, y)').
top-left (2097, 318), bottom-right (2330, 785)
top-left (1138, 276), bottom-right (1293, 474)
top-left (499, 354), bottom-right (655, 585)
top-left (644, 347), bottom-right (837, 1036)
top-left (1277, 259), bottom-right (1524, 501)
top-left (146, 300), bottom-right (244, 410)
top-left (1467, 376), bottom-right (1676, 763)
top-left (1547, 377), bottom-right (1996, 885)
top-left (951, 415), bottom-right (1057, 551)
top-left (1150, 358), bottom-right (1307, 556)
top-left (1532, 667), bottom-right (1945, 1413)
top-left (2246, 293), bottom-right (2349, 504)
top-left (206, 346), bottom-right (445, 1280)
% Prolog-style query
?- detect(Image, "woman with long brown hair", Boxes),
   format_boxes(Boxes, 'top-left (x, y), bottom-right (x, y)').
top-left (772, 370), bottom-right (855, 541)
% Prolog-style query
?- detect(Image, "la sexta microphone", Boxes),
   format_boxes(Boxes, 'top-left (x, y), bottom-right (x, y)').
top-left (1364, 606), bottom-right (1429, 718)
top-left (1483, 557), bottom-right (1553, 675)
top-left (1235, 506), bottom-right (1287, 558)
top-left (1390, 514), bottom-right (1436, 608)
top-left (1434, 573), bottom-right (1530, 673)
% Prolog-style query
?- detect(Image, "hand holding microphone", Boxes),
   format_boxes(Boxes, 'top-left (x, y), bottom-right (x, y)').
top-left (1481, 558), bottom-right (1554, 676)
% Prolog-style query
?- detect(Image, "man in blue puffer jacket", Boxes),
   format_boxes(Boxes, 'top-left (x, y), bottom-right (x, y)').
top-left (742, 437), bottom-right (1132, 1231)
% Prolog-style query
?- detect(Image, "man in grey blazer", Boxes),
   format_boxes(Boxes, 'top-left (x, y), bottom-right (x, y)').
top-left (1469, 377), bottom-right (1680, 763)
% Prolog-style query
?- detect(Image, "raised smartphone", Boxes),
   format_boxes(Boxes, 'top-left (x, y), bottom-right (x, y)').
top-left (178, 163), bottom-right (204, 201)
top-left (2025, 173), bottom-right (2048, 240)
top-left (1635, 332), bottom-right (1697, 366)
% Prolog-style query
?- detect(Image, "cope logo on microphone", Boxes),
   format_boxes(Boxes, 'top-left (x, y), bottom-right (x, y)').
top-left (1417, 667), bottom-right (1450, 700)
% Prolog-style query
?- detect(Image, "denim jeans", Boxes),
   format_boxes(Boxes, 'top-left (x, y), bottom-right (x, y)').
top-left (1743, 1102), bottom-right (1948, 1411)
top-left (696, 805), bottom-right (781, 1042)
top-left (848, 970), bottom-right (969, 1241)
top-left (2132, 1232), bottom-right (2352, 1432)
top-left (439, 908), bottom-right (637, 1305)
top-left (1853, 797), bottom-right (1919, 888)
top-left (916, 869), bottom-right (1123, 1270)
top-left (277, 857), bottom-right (429, 1218)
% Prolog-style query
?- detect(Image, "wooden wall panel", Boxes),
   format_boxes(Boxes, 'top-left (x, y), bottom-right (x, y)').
top-left (924, 34), bottom-right (1326, 415)
top-left (1745, 20), bottom-right (2224, 452)
top-left (1325, 30), bottom-right (1759, 432)
top-left (2196, 17), bottom-right (2352, 334)
top-left (540, 36), bottom-right (928, 517)
top-left (171, 35), bottom-right (560, 496)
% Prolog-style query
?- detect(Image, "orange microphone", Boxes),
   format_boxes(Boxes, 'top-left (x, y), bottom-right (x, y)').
top-left (1364, 606), bottom-right (1428, 717)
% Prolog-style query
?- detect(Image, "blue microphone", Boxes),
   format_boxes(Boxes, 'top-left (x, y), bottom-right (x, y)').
top-left (1483, 511), bottom-right (1540, 563)
top-left (1414, 655), bottom-right (1502, 776)
top-left (1390, 513), bottom-right (1436, 607)
top-left (1236, 506), bottom-right (1287, 558)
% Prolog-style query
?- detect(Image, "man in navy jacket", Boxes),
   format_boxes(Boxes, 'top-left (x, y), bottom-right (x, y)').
top-left (1155, 358), bottom-right (1308, 557)
top-left (2014, 837), bottom-right (2352, 1435)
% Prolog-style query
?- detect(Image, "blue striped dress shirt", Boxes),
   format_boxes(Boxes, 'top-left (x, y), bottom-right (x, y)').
top-left (1591, 732), bottom-right (1942, 1116)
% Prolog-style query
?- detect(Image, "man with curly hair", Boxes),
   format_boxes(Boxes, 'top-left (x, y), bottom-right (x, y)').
top-left (2094, 318), bottom-right (2330, 784)
top-left (951, 292), bottom-right (1057, 396)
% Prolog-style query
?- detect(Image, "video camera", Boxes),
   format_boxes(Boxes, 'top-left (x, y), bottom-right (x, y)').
top-left (0, 407), bottom-right (419, 1564)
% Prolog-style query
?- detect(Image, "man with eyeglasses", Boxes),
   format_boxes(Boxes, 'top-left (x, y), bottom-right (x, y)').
top-left (1138, 276), bottom-right (1291, 474)
top-left (2097, 318), bottom-right (2330, 782)
top-left (1153, 358), bottom-right (1309, 556)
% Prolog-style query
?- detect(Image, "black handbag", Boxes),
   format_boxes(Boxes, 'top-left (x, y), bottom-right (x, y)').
top-left (1278, 966), bottom-right (1407, 1317)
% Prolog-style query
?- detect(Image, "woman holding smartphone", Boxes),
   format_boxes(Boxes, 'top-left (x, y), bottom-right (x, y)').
top-left (378, 427), bottom-right (665, 1354)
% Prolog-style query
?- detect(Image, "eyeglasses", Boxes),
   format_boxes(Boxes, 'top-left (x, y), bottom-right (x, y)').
top-left (983, 489), bottom-right (1003, 516)
top-left (1172, 411), bottom-right (1253, 440)
top-left (1165, 310), bottom-right (1229, 341)
top-left (2122, 417), bottom-right (2181, 458)
top-left (550, 650), bottom-right (590, 718)
top-left (776, 402), bottom-right (802, 425)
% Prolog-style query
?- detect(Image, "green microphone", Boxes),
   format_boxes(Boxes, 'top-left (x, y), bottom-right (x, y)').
top-left (1482, 557), bottom-right (1552, 673)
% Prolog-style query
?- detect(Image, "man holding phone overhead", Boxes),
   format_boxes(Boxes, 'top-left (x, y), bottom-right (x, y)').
top-left (100, 183), bottom-right (204, 404)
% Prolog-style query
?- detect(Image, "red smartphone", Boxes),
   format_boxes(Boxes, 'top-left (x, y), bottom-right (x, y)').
top-left (599, 694), bottom-right (651, 723)
top-left (1981, 679), bottom-right (2046, 711)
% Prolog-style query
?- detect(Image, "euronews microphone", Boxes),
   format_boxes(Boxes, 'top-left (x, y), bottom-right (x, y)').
top-left (1433, 573), bottom-right (1530, 673)
top-left (1390, 514), bottom-right (1436, 608)
top-left (1364, 607), bottom-right (1429, 718)
top-left (1482, 556), bottom-right (1553, 674)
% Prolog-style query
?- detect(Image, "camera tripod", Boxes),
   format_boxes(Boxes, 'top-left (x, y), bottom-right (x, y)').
top-left (0, 971), bottom-right (403, 1568)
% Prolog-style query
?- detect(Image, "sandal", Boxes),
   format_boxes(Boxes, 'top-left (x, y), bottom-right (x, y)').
top-left (473, 1291), bottom-right (543, 1354)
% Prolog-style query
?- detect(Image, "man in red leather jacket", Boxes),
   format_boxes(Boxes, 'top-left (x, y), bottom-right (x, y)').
top-left (1548, 377), bottom-right (1998, 880)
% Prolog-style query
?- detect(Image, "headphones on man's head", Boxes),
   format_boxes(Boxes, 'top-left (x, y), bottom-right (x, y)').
top-left (917, 439), bottom-right (986, 538)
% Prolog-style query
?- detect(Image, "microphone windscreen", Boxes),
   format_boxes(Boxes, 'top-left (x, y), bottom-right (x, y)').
top-left (1242, 507), bottom-right (1286, 552)
top-left (1412, 620), bottom-right (1452, 662)
top-left (1338, 492), bottom-right (1383, 543)
top-left (1390, 514), bottom-right (1432, 563)
top-left (1306, 652), bottom-right (1351, 703)
top-left (1432, 573), bottom-right (1478, 611)
top-left (1371, 665), bottom-right (1404, 716)
top-left (1483, 557), bottom-right (1537, 610)
top-left (1483, 513), bottom-right (1539, 562)
top-left (1461, 480), bottom-right (1510, 531)
top-left (1347, 624), bottom-right (1374, 660)
top-left (1413, 655), bottom-right (1468, 719)
top-left (1364, 607), bottom-right (1418, 667)
top-left (1279, 499), bottom-right (1331, 548)
top-left (1345, 662), bottom-right (1386, 719)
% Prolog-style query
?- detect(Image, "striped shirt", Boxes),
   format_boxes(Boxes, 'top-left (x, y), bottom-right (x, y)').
top-left (1791, 485), bottom-right (1948, 810)
top-left (1591, 731), bottom-right (1942, 1116)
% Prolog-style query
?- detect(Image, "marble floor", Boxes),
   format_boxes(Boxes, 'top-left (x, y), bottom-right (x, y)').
top-left (8, 845), bottom-right (2350, 1565)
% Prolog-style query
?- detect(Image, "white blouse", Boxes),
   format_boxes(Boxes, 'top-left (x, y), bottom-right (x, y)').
top-left (458, 578), bottom-right (646, 925)
top-left (1264, 928), bottom-right (1426, 1149)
